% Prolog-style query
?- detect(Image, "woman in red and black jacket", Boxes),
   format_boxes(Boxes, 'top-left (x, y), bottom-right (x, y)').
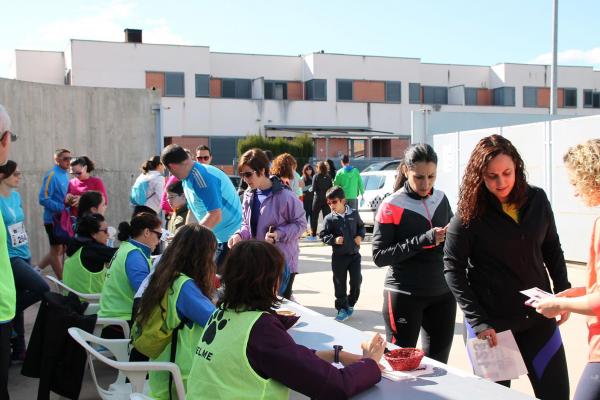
top-left (372, 144), bottom-right (455, 363)
top-left (444, 135), bottom-right (570, 400)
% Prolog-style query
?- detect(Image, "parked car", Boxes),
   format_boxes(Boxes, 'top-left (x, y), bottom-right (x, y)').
top-left (358, 170), bottom-right (397, 226)
top-left (228, 175), bottom-right (241, 189)
top-left (361, 160), bottom-right (401, 173)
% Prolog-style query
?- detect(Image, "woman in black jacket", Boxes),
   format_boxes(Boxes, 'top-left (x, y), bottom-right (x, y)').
top-left (309, 161), bottom-right (333, 239)
top-left (372, 144), bottom-right (455, 363)
top-left (444, 135), bottom-right (570, 400)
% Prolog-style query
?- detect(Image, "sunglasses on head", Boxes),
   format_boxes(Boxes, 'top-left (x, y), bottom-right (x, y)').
top-left (1, 130), bottom-right (17, 143)
top-left (327, 199), bottom-right (340, 205)
top-left (196, 156), bottom-right (210, 161)
top-left (241, 170), bottom-right (256, 178)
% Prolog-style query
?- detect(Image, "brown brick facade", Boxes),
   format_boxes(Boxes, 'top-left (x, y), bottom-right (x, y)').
top-left (145, 72), bottom-right (164, 96)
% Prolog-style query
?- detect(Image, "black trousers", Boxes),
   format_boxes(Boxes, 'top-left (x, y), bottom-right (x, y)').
top-left (310, 203), bottom-right (330, 235)
top-left (332, 253), bottom-right (362, 311)
top-left (382, 290), bottom-right (456, 363)
top-left (0, 322), bottom-right (10, 400)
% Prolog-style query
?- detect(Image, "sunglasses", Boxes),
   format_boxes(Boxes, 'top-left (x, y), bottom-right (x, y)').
top-left (196, 156), bottom-right (210, 161)
top-left (1, 131), bottom-right (17, 143)
top-left (327, 199), bottom-right (340, 205)
top-left (59, 156), bottom-right (71, 162)
top-left (72, 171), bottom-right (83, 176)
top-left (241, 171), bottom-right (256, 178)
top-left (12, 171), bottom-right (21, 177)
top-left (98, 228), bottom-right (109, 234)
top-left (151, 229), bottom-right (163, 240)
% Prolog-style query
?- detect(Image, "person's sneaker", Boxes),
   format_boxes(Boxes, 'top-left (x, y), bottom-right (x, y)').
top-left (347, 307), bottom-right (354, 317)
top-left (335, 308), bottom-right (349, 322)
top-left (304, 235), bottom-right (317, 242)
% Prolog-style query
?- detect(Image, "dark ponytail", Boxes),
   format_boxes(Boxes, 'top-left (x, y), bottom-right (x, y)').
top-left (141, 156), bottom-right (162, 173)
top-left (70, 156), bottom-right (95, 173)
top-left (117, 212), bottom-right (161, 241)
top-left (393, 143), bottom-right (438, 192)
top-left (76, 213), bottom-right (105, 236)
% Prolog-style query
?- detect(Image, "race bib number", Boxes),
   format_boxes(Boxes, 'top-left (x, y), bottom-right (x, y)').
top-left (8, 222), bottom-right (28, 247)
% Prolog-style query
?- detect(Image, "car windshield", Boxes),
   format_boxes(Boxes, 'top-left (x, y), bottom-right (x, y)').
top-left (383, 162), bottom-right (400, 171)
top-left (362, 162), bottom-right (386, 173)
top-left (364, 175), bottom-right (385, 191)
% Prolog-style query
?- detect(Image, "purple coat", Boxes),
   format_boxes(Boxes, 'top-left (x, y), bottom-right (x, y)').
top-left (237, 178), bottom-right (307, 273)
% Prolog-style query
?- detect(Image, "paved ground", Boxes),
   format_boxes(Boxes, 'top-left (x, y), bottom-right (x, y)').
top-left (7, 241), bottom-right (589, 399)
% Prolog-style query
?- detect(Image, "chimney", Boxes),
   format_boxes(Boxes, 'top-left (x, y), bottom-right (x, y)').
top-left (124, 29), bottom-right (142, 43)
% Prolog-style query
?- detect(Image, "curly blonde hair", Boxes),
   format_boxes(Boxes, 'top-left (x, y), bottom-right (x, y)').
top-left (563, 139), bottom-right (600, 206)
top-left (270, 153), bottom-right (297, 180)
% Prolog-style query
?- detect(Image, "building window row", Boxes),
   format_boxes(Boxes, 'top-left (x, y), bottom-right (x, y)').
top-left (146, 72), bottom-right (594, 110)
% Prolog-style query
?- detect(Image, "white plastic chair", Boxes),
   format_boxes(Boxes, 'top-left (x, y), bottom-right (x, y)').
top-left (46, 275), bottom-right (101, 303)
top-left (68, 327), bottom-right (186, 400)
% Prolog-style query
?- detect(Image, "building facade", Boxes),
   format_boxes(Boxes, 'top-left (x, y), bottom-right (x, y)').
top-left (12, 31), bottom-right (600, 172)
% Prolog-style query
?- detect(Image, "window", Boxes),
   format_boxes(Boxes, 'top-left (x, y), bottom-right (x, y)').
top-left (164, 72), bottom-right (184, 97)
top-left (584, 90), bottom-right (593, 107)
top-left (585, 90), bottom-right (600, 108)
top-left (305, 79), bottom-right (327, 100)
top-left (264, 81), bottom-right (288, 100)
top-left (422, 86), bottom-right (448, 105)
top-left (337, 80), bottom-right (353, 101)
top-left (221, 78), bottom-right (252, 99)
top-left (195, 74), bottom-right (209, 97)
top-left (464, 88), bottom-right (478, 105)
top-left (350, 139), bottom-right (366, 158)
top-left (385, 81), bottom-right (401, 103)
top-left (492, 87), bottom-right (515, 106)
top-left (409, 83), bottom-right (421, 104)
top-left (209, 137), bottom-right (239, 165)
top-left (563, 88), bottom-right (577, 107)
top-left (365, 175), bottom-right (385, 191)
top-left (523, 87), bottom-right (537, 107)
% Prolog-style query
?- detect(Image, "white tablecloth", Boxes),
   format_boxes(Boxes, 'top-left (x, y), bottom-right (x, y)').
top-left (284, 301), bottom-right (536, 400)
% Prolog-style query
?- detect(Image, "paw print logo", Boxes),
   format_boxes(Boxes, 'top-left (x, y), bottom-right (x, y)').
top-left (202, 308), bottom-right (229, 345)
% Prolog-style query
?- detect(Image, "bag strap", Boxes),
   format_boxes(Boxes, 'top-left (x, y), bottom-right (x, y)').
top-left (168, 319), bottom-right (186, 400)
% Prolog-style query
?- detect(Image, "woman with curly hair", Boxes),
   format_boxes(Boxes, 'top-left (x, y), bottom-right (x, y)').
top-left (134, 224), bottom-right (216, 399)
top-left (444, 134), bottom-right (571, 400)
top-left (535, 139), bottom-right (600, 400)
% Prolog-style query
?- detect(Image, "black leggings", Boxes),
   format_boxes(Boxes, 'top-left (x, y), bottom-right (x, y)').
top-left (310, 203), bottom-right (330, 235)
top-left (0, 323), bottom-right (10, 399)
top-left (574, 362), bottom-right (600, 400)
top-left (382, 290), bottom-right (456, 363)
top-left (465, 317), bottom-right (569, 400)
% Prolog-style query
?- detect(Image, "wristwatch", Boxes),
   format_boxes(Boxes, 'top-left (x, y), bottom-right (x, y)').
top-left (333, 345), bottom-right (343, 364)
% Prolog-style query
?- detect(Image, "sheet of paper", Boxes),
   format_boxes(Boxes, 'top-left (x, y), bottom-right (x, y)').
top-left (381, 361), bottom-right (434, 382)
top-left (520, 287), bottom-right (554, 301)
top-left (466, 330), bottom-right (527, 382)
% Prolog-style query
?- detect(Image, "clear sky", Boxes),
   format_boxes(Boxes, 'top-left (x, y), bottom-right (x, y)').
top-left (1, 0), bottom-right (599, 78)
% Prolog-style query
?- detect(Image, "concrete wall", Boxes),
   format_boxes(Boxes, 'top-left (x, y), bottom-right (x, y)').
top-left (0, 78), bottom-right (159, 261)
top-left (433, 114), bottom-right (600, 263)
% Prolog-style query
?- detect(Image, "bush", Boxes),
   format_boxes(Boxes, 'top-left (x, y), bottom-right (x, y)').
top-left (237, 134), bottom-right (314, 170)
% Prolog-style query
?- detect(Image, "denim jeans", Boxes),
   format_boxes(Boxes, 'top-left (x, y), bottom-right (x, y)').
top-left (11, 257), bottom-right (49, 353)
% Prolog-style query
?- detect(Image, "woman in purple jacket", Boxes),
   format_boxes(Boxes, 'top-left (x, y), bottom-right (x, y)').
top-left (228, 148), bottom-right (307, 299)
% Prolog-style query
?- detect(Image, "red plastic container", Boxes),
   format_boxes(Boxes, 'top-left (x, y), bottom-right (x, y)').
top-left (384, 348), bottom-right (425, 371)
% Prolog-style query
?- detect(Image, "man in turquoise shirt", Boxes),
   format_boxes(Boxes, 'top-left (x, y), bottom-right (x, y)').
top-left (161, 145), bottom-right (242, 268)
top-left (0, 104), bottom-right (18, 399)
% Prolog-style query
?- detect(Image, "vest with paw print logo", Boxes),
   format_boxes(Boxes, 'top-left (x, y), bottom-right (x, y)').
top-left (187, 307), bottom-right (289, 400)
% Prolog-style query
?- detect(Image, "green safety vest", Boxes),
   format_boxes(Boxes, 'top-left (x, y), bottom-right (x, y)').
top-left (187, 308), bottom-right (289, 400)
top-left (148, 274), bottom-right (204, 400)
top-left (99, 241), bottom-right (150, 320)
top-left (0, 213), bottom-right (15, 322)
top-left (63, 248), bottom-right (107, 296)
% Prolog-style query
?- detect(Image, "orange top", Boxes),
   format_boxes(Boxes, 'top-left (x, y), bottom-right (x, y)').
top-left (586, 217), bottom-right (600, 361)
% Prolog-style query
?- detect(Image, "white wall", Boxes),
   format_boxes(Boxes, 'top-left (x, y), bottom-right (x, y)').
top-left (14, 50), bottom-right (65, 85)
top-left (433, 115), bottom-right (600, 262)
top-left (13, 41), bottom-right (600, 140)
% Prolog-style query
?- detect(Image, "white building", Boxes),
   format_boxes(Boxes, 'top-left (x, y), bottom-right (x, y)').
top-left (12, 29), bottom-right (600, 172)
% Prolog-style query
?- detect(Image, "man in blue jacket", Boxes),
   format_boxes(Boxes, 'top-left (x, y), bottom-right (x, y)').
top-left (38, 148), bottom-right (71, 279)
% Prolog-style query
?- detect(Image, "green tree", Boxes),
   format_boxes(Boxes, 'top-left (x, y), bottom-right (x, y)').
top-left (237, 134), bottom-right (314, 170)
